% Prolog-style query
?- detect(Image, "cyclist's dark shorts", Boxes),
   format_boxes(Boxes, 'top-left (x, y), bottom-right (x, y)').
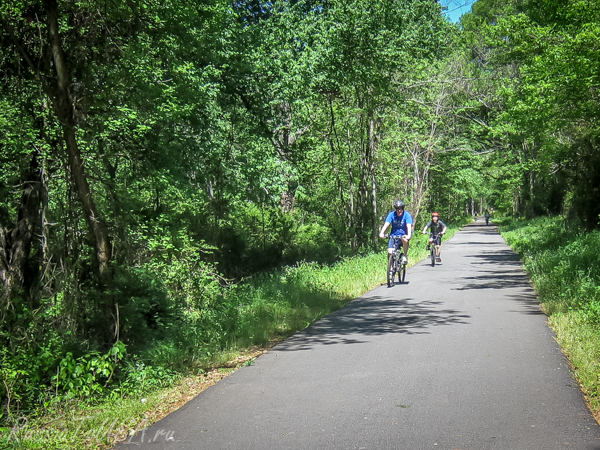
top-left (388, 235), bottom-right (405, 250)
top-left (429, 233), bottom-right (442, 246)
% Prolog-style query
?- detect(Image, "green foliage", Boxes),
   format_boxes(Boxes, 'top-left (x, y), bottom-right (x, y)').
top-left (501, 217), bottom-right (600, 320)
top-left (0, 340), bottom-right (125, 416)
top-left (118, 361), bottom-right (179, 395)
top-left (460, 0), bottom-right (600, 224)
top-left (51, 342), bottom-right (126, 402)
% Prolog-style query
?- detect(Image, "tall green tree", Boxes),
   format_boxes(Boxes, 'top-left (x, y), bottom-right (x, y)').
top-left (461, 0), bottom-right (600, 226)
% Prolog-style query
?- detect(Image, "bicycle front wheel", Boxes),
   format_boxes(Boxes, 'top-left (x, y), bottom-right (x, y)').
top-left (387, 255), bottom-right (396, 287)
top-left (430, 246), bottom-right (436, 267)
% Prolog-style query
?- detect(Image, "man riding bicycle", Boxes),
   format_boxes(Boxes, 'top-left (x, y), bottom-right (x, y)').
top-left (379, 200), bottom-right (413, 265)
top-left (421, 212), bottom-right (447, 263)
top-left (484, 209), bottom-right (491, 225)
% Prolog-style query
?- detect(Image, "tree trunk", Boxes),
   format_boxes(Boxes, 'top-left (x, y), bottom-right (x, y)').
top-left (328, 96), bottom-right (354, 247)
top-left (45, 0), bottom-right (111, 279)
top-left (271, 101), bottom-right (309, 213)
top-left (368, 115), bottom-right (378, 251)
top-left (409, 142), bottom-right (430, 224)
top-left (0, 155), bottom-right (42, 303)
top-left (44, 0), bottom-right (113, 334)
top-left (346, 128), bottom-right (355, 250)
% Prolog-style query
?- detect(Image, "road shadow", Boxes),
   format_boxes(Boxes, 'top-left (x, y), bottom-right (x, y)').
top-left (275, 295), bottom-right (470, 351)
top-left (387, 281), bottom-right (410, 287)
top-left (452, 246), bottom-right (545, 315)
top-left (454, 269), bottom-right (531, 290)
top-left (506, 292), bottom-right (546, 315)
top-left (456, 241), bottom-right (504, 246)
top-left (453, 249), bottom-right (531, 291)
top-left (463, 223), bottom-right (497, 230)
top-left (465, 249), bottom-right (523, 265)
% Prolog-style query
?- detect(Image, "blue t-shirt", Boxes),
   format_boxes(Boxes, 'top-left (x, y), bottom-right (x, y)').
top-left (385, 210), bottom-right (413, 236)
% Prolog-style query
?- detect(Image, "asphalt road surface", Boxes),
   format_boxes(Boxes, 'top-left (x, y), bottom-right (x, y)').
top-left (115, 221), bottom-right (600, 450)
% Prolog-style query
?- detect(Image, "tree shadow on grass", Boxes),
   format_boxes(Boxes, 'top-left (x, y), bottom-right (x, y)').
top-left (275, 295), bottom-right (470, 351)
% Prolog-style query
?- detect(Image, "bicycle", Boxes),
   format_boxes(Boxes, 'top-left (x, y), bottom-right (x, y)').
top-left (427, 232), bottom-right (442, 267)
top-left (385, 235), bottom-right (407, 287)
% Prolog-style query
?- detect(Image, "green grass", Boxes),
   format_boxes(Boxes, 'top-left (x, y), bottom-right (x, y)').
top-left (0, 219), bottom-right (469, 449)
top-left (0, 370), bottom-right (234, 450)
top-left (498, 216), bottom-right (600, 414)
top-left (2, 398), bottom-right (157, 449)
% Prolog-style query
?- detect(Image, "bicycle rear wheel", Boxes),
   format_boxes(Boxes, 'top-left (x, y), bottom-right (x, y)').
top-left (387, 255), bottom-right (396, 287)
top-left (400, 264), bottom-right (406, 283)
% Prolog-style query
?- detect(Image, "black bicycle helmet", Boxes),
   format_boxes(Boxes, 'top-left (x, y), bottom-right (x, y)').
top-left (393, 200), bottom-right (405, 210)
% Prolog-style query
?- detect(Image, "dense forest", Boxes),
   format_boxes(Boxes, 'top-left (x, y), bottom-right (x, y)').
top-left (1, 0), bottom-right (599, 420)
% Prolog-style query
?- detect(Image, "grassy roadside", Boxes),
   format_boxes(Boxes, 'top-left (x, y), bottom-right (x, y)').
top-left (1, 219), bottom-right (469, 450)
top-left (497, 216), bottom-right (600, 421)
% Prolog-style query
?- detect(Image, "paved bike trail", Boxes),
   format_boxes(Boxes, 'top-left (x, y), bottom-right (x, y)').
top-left (116, 222), bottom-right (600, 449)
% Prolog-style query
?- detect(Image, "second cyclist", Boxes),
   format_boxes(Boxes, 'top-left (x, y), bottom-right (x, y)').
top-left (422, 212), bottom-right (447, 263)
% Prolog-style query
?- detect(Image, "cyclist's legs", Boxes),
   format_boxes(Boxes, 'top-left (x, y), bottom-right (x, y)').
top-left (401, 235), bottom-right (410, 255)
top-left (387, 237), bottom-right (400, 255)
top-left (388, 234), bottom-right (406, 254)
top-left (431, 233), bottom-right (442, 256)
